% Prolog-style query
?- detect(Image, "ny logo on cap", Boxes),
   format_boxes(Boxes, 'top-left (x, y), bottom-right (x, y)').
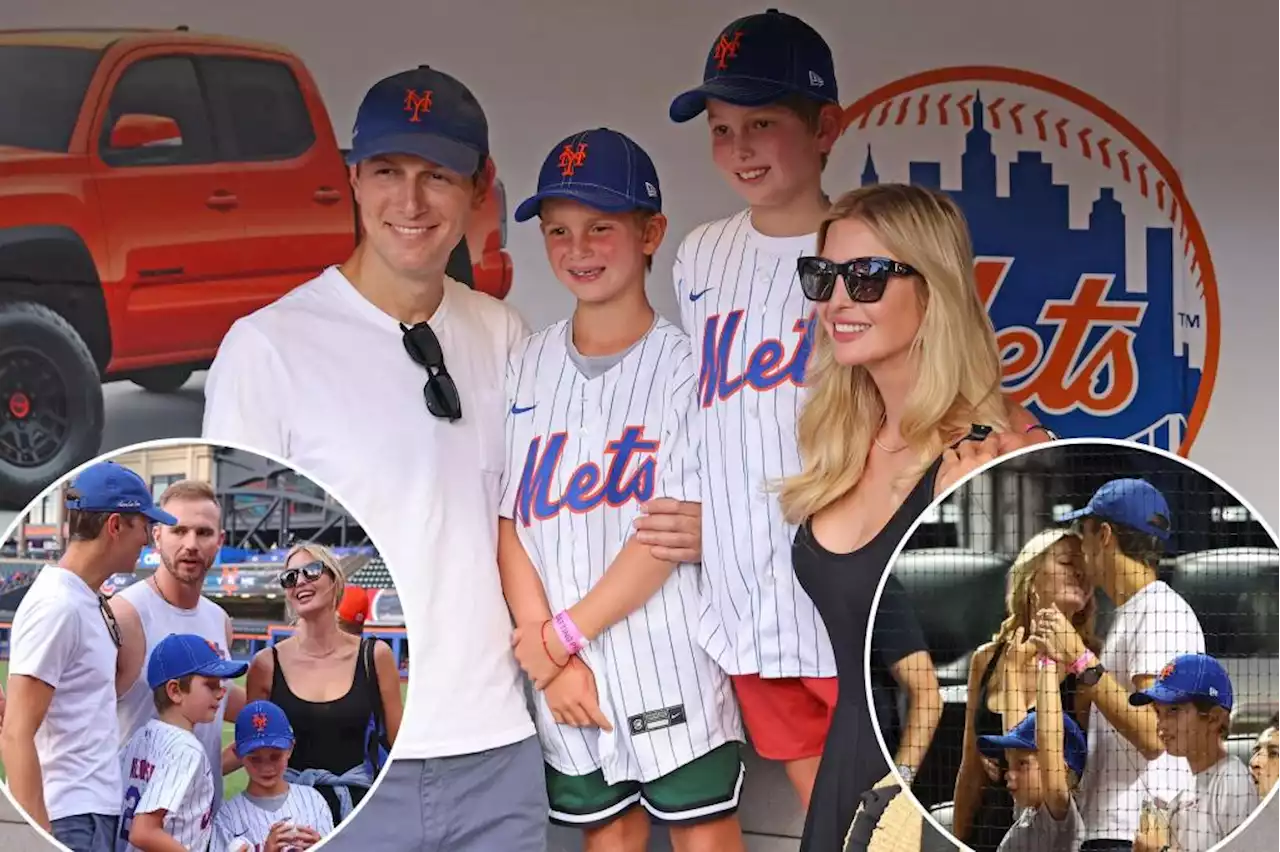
top-left (1160, 662), bottom-right (1176, 681)
top-left (252, 712), bottom-right (269, 733)
top-left (206, 640), bottom-right (222, 657)
top-left (714, 30), bottom-right (743, 70)
top-left (404, 89), bottom-right (433, 123)
top-left (558, 143), bottom-right (588, 177)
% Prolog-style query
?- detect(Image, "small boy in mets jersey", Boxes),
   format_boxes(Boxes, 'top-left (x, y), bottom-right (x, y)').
top-left (212, 700), bottom-right (333, 852)
top-left (117, 632), bottom-right (248, 852)
top-left (497, 127), bottom-right (746, 851)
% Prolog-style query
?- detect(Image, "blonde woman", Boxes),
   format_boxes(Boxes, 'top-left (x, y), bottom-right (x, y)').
top-left (777, 183), bottom-right (1050, 852)
top-left (245, 544), bottom-right (403, 825)
top-left (953, 529), bottom-right (1099, 848)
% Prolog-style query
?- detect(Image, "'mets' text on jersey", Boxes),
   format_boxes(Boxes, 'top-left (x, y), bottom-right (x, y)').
top-left (675, 210), bottom-right (837, 680)
top-left (499, 318), bottom-right (742, 785)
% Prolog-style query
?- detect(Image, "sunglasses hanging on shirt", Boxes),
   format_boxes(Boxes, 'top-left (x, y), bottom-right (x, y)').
top-left (400, 321), bottom-right (463, 422)
top-left (796, 255), bottom-right (921, 303)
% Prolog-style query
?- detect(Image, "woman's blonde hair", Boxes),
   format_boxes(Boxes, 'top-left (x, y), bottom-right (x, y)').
top-left (778, 183), bottom-right (1009, 523)
top-left (282, 542), bottom-right (346, 624)
top-left (992, 528), bottom-right (1100, 653)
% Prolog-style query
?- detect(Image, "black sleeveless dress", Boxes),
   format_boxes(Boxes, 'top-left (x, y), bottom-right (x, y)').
top-left (793, 455), bottom-right (940, 852)
top-left (270, 642), bottom-right (376, 823)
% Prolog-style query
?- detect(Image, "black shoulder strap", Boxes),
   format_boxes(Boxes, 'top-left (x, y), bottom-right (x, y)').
top-left (977, 641), bottom-right (1006, 695)
top-left (361, 637), bottom-right (389, 763)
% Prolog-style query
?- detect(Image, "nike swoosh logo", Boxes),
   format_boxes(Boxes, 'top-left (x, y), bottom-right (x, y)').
top-left (689, 288), bottom-right (713, 302)
top-left (511, 404), bottom-right (536, 415)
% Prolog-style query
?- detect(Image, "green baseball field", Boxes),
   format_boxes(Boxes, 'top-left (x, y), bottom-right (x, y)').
top-left (0, 661), bottom-right (409, 800)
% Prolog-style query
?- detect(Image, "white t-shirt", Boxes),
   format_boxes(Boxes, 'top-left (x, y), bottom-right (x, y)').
top-left (7, 564), bottom-right (122, 821)
top-left (202, 266), bottom-right (534, 759)
top-left (211, 784), bottom-right (334, 852)
top-left (1167, 754), bottom-right (1260, 852)
top-left (1079, 580), bottom-right (1206, 841)
top-left (115, 581), bottom-right (234, 815)
top-left (116, 719), bottom-right (215, 852)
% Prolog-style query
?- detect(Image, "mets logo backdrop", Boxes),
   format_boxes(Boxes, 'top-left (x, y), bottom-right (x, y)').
top-left (840, 66), bottom-right (1220, 454)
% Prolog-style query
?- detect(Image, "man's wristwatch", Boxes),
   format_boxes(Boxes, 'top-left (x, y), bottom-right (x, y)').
top-left (1077, 661), bottom-right (1106, 687)
top-left (895, 763), bottom-right (916, 787)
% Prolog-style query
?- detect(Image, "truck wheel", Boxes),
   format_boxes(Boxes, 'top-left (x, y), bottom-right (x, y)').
top-left (0, 301), bottom-right (105, 508)
top-left (131, 366), bottom-right (194, 394)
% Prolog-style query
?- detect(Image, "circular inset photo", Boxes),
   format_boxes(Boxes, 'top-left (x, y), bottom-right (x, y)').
top-left (0, 439), bottom-right (407, 852)
top-left (865, 438), bottom-right (1277, 852)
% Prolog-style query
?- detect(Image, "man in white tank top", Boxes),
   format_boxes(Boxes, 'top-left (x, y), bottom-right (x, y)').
top-left (108, 479), bottom-right (246, 817)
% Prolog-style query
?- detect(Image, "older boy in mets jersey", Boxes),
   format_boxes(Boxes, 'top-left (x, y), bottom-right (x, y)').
top-left (667, 8), bottom-right (847, 805)
top-left (497, 127), bottom-right (746, 850)
top-left (118, 633), bottom-right (247, 852)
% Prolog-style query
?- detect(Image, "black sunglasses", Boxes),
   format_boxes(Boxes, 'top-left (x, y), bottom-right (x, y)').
top-left (797, 256), bottom-right (920, 303)
top-left (279, 560), bottom-right (329, 590)
top-left (98, 594), bottom-right (122, 649)
top-left (401, 322), bottom-right (462, 422)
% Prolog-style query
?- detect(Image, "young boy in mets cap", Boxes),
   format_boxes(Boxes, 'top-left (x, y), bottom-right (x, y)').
top-left (1044, 478), bottom-right (1207, 850)
top-left (213, 700), bottom-right (334, 852)
top-left (2, 460), bottom-right (174, 852)
top-left (497, 127), bottom-right (747, 850)
top-left (666, 7), bottom-right (846, 807)
top-left (117, 632), bottom-right (248, 852)
top-left (1129, 653), bottom-right (1260, 852)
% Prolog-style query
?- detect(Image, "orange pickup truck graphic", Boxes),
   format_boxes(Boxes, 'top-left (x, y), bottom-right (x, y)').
top-left (0, 27), bottom-right (514, 507)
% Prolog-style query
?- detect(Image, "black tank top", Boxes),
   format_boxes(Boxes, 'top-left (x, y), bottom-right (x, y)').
top-left (975, 641), bottom-right (1083, 740)
top-left (794, 454), bottom-right (944, 852)
top-left (269, 642), bottom-right (374, 776)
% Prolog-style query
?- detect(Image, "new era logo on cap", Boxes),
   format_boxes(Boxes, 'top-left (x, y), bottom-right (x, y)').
top-left (515, 128), bottom-right (662, 222)
top-left (670, 8), bottom-right (839, 123)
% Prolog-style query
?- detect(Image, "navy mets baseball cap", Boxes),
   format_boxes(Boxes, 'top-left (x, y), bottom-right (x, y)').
top-left (1130, 653), bottom-right (1234, 711)
top-left (347, 65), bottom-right (488, 175)
top-left (978, 710), bottom-right (1088, 777)
top-left (670, 8), bottom-right (839, 123)
top-left (1061, 478), bottom-right (1172, 542)
top-left (67, 461), bottom-right (177, 525)
top-left (514, 128), bottom-right (662, 223)
top-left (235, 700), bottom-right (296, 756)
top-left (147, 633), bottom-right (248, 690)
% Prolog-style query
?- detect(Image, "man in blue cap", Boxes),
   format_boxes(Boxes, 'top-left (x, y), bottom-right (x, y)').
top-left (1128, 653), bottom-right (1259, 852)
top-left (1033, 478), bottom-right (1206, 852)
top-left (0, 460), bottom-right (176, 852)
top-left (204, 68), bottom-right (702, 852)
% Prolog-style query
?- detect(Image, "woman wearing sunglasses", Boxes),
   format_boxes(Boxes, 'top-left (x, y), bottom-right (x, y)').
top-left (775, 183), bottom-right (1051, 851)
top-left (245, 544), bottom-right (404, 826)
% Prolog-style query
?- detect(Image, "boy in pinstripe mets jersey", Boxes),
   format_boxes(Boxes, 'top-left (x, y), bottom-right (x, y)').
top-left (666, 8), bottom-right (849, 808)
top-left (212, 700), bottom-right (334, 852)
top-left (117, 633), bottom-right (247, 852)
top-left (497, 127), bottom-right (747, 851)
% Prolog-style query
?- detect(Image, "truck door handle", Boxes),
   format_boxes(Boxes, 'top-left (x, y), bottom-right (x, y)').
top-left (206, 191), bottom-right (238, 210)
top-left (313, 187), bottom-right (343, 204)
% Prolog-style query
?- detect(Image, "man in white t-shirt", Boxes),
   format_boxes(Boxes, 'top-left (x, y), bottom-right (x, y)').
top-left (108, 478), bottom-right (247, 817)
top-left (201, 66), bottom-right (700, 850)
top-left (0, 461), bottom-right (176, 852)
top-left (1035, 478), bottom-right (1206, 852)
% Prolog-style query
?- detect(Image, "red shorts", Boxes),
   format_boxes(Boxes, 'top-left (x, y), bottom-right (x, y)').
top-left (731, 674), bottom-right (839, 762)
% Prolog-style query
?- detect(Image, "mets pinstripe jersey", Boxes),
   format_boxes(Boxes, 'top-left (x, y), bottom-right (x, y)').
top-left (674, 209), bottom-right (837, 680)
top-left (499, 317), bottom-right (743, 785)
top-left (210, 785), bottom-right (335, 852)
top-left (116, 718), bottom-right (215, 852)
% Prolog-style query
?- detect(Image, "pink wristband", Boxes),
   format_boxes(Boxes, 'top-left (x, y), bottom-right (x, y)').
top-left (1037, 656), bottom-right (1057, 670)
top-left (552, 610), bottom-right (587, 655)
top-left (1068, 651), bottom-right (1098, 675)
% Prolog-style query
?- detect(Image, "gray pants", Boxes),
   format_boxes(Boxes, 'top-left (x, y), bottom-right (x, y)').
top-left (322, 735), bottom-right (548, 852)
top-left (50, 814), bottom-right (117, 852)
